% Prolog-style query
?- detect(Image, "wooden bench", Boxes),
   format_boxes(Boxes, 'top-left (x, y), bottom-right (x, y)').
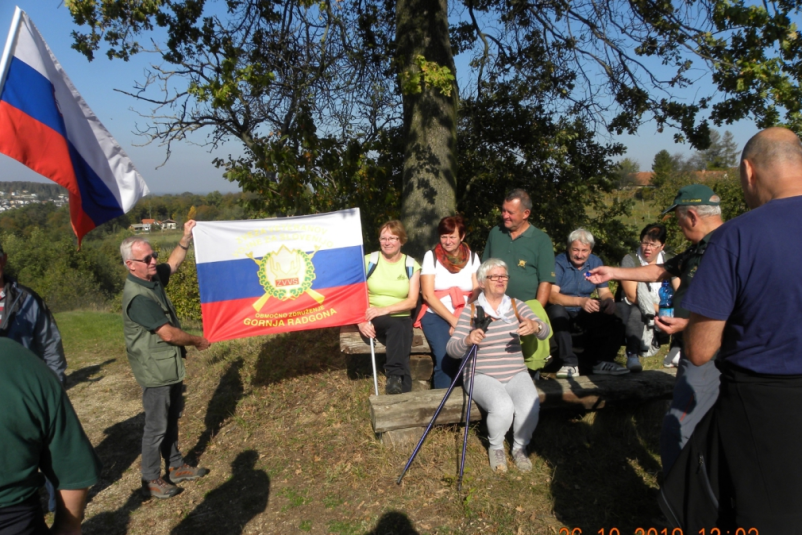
top-left (340, 325), bottom-right (434, 392)
top-left (369, 368), bottom-right (678, 447)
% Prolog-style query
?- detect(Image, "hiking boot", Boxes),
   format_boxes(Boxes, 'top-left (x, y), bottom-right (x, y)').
top-left (626, 354), bottom-right (642, 372)
top-left (511, 448), bottom-right (532, 472)
top-left (385, 375), bottom-right (403, 395)
top-left (555, 365), bottom-right (579, 379)
top-left (663, 347), bottom-right (681, 368)
top-left (142, 477), bottom-right (180, 499)
top-left (488, 448), bottom-right (507, 473)
top-left (592, 361), bottom-right (630, 375)
top-left (168, 464), bottom-right (209, 483)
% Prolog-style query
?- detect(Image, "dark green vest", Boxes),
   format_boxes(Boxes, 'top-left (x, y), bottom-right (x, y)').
top-left (122, 277), bottom-right (186, 388)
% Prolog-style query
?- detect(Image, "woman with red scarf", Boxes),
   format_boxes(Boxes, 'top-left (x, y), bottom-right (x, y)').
top-left (417, 216), bottom-right (480, 389)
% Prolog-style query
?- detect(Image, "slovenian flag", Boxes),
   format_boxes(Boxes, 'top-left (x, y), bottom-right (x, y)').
top-left (0, 7), bottom-right (149, 245)
top-left (193, 209), bottom-right (369, 342)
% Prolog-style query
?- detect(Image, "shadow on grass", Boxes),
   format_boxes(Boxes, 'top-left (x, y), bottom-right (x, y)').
top-left (170, 450), bottom-right (270, 535)
top-left (66, 358), bottom-right (116, 391)
top-left (185, 358), bottom-right (244, 465)
top-left (530, 401), bottom-right (666, 531)
top-left (364, 510), bottom-right (420, 534)
top-left (89, 413), bottom-right (145, 502)
top-left (252, 328), bottom-right (344, 387)
top-left (82, 488), bottom-right (145, 535)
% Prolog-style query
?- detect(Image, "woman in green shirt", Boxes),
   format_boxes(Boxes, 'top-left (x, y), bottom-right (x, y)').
top-left (358, 221), bottom-right (421, 394)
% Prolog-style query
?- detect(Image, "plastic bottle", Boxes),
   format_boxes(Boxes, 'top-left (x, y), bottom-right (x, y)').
top-left (658, 280), bottom-right (674, 318)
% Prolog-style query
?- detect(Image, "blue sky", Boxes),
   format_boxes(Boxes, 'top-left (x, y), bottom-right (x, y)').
top-left (0, 1), bottom-right (759, 194)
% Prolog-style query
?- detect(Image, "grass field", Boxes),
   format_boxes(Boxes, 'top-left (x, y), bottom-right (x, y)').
top-left (56, 311), bottom-right (673, 534)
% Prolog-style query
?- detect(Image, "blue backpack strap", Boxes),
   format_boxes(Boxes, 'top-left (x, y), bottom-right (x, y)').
top-left (366, 251), bottom-right (380, 280)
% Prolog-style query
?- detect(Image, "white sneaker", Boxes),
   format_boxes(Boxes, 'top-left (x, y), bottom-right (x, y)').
top-left (593, 361), bottom-right (630, 375)
top-left (556, 365), bottom-right (579, 378)
top-left (663, 347), bottom-right (681, 368)
top-left (626, 354), bottom-right (642, 372)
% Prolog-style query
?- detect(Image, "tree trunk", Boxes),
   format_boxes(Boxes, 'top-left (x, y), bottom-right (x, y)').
top-left (396, 0), bottom-right (458, 259)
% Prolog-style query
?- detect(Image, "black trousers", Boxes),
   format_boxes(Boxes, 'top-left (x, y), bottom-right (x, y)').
top-left (714, 364), bottom-right (802, 533)
top-left (546, 303), bottom-right (624, 371)
top-left (370, 315), bottom-right (413, 393)
top-left (0, 494), bottom-right (49, 535)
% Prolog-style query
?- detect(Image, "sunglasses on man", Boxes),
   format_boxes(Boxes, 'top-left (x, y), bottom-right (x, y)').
top-left (129, 252), bottom-right (159, 264)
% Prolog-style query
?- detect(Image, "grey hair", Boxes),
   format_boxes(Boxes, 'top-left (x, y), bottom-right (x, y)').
top-left (120, 236), bottom-right (149, 265)
top-left (676, 204), bottom-right (721, 219)
top-left (504, 188), bottom-right (533, 211)
top-left (477, 258), bottom-right (508, 283)
top-left (567, 228), bottom-right (595, 249)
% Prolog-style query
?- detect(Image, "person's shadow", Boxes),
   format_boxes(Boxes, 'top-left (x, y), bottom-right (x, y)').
top-left (82, 488), bottom-right (145, 534)
top-left (66, 358), bottom-right (116, 390)
top-left (89, 413), bottom-right (145, 501)
top-left (170, 450), bottom-right (270, 535)
top-left (185, 358), bottom-right (244, 465)
top-left (364, 511), bottom-right (420, 534)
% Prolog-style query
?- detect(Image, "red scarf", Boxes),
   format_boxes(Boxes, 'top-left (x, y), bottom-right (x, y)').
top-left (434, 242), bottom-right (470, 274)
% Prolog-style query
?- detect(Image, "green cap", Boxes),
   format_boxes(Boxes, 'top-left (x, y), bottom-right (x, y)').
top-left (662, 184), bottom-right (721, 215)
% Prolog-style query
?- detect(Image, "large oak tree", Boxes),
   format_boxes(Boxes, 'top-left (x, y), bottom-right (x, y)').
top-left (66, 0), bottom-right (802, 258)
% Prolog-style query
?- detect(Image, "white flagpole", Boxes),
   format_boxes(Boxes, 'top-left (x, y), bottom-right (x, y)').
top-left (0, 7), bottom-right (22, 95)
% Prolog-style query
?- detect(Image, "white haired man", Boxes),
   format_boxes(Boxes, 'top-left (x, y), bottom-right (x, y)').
top-left (547, 228), bottom-right (627, 377)
top-left (120, 220), bottom-right (211, 499)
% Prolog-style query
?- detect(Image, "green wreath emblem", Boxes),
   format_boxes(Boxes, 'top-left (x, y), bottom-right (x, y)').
top-left (257, 248), bottom-right (316, 301)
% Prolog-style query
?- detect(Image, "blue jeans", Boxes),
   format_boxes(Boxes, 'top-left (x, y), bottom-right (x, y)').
top-left (141, 383), bottom-right (185, 481)
top-left (420, 312), bottom-right (460, 389)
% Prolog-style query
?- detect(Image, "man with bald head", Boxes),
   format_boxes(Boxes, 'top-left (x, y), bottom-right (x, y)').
top-left (680, 127), bottom-right (802, 532)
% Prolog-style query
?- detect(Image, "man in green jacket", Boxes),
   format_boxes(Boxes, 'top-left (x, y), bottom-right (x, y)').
top-left (120, 220), bottom-right (211, 499)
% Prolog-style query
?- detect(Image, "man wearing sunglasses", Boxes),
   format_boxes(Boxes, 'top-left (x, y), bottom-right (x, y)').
top-left (120, 220), bottom-right (211, 500)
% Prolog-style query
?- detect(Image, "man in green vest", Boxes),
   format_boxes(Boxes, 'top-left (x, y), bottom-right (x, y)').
top-left (120, 220), bottom-right (211, 499)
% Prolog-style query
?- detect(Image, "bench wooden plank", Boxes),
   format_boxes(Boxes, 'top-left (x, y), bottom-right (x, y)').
top-left (340, 324), bottom-right (431, 354)
top-left (370, 369), bottom-right (677, 433)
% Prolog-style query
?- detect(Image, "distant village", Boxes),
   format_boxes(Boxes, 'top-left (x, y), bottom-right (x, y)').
top-left (0, 186), bottom-right (179, 233)
top-left (0, 188), bottom-right (68, 211)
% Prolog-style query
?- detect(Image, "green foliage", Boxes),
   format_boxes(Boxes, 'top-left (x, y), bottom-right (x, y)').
top-left (165, 251), bottom-right (203, 323)
top-left (651, 150), bottom-right (674, 189)
top-left (1, 228), bottom-right (125, 312)
top-left (399, 55), bottom-right (456, 97)
top-left (614, 158), bottom-right (641, 189)
top-left (691, 130), bottom-right (740, 170)
top-left (457, 80), bottom-right (636, 266)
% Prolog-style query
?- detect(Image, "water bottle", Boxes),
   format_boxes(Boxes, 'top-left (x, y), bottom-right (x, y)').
top-left (658, 280), bottom-right (674, 318)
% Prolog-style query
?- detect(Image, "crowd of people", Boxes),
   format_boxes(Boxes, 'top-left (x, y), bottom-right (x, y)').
top-left (2, 127), bottom-right (800, 533)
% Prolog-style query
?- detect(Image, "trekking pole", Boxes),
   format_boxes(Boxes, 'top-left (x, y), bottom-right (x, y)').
top-left (457, 342), bottom-right (478, 491)
top-left (396, 343), bottom-right (479, 485)
top-left (369, 332), bottom-right (379, 396)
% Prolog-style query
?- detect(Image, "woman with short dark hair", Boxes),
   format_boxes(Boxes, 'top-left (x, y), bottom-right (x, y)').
top-left (617, 223), bottom-right (680, 370)
top-left (417, 215), bottom-right (480, 389)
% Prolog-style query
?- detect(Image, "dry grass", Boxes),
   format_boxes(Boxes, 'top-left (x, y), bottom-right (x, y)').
top-left (56, 311), bottom-right (670, 535)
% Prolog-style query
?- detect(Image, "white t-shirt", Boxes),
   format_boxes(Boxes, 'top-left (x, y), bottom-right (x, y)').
top-left (420, 250), bottom-right (481, 313)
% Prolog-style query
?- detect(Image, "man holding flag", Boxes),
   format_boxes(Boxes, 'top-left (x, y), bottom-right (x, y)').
top-left (120, 221), bottom-right (211, 499)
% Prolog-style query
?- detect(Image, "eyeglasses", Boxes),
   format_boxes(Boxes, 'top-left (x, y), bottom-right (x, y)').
top-left (640, 241), bottom-right (663, 250)
top-left (487, 275), bottom-right (509, 282)
top-left (379, 237), bottom-right (400, 243)
top-left (129, 252), bottom-right (159, 264)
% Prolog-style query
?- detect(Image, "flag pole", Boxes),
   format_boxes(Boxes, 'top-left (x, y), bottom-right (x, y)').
top-left (0, 7), bottom-right (22, 95)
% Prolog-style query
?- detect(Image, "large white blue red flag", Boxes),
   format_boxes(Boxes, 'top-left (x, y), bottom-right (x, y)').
top-left (193, 209), bottom-right (368, 342)
top-left (0, 7), bottom-right (149, 245)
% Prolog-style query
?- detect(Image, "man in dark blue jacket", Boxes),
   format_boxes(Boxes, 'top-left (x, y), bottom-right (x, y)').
top-left (0, 241), bottom-right (67, 383)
